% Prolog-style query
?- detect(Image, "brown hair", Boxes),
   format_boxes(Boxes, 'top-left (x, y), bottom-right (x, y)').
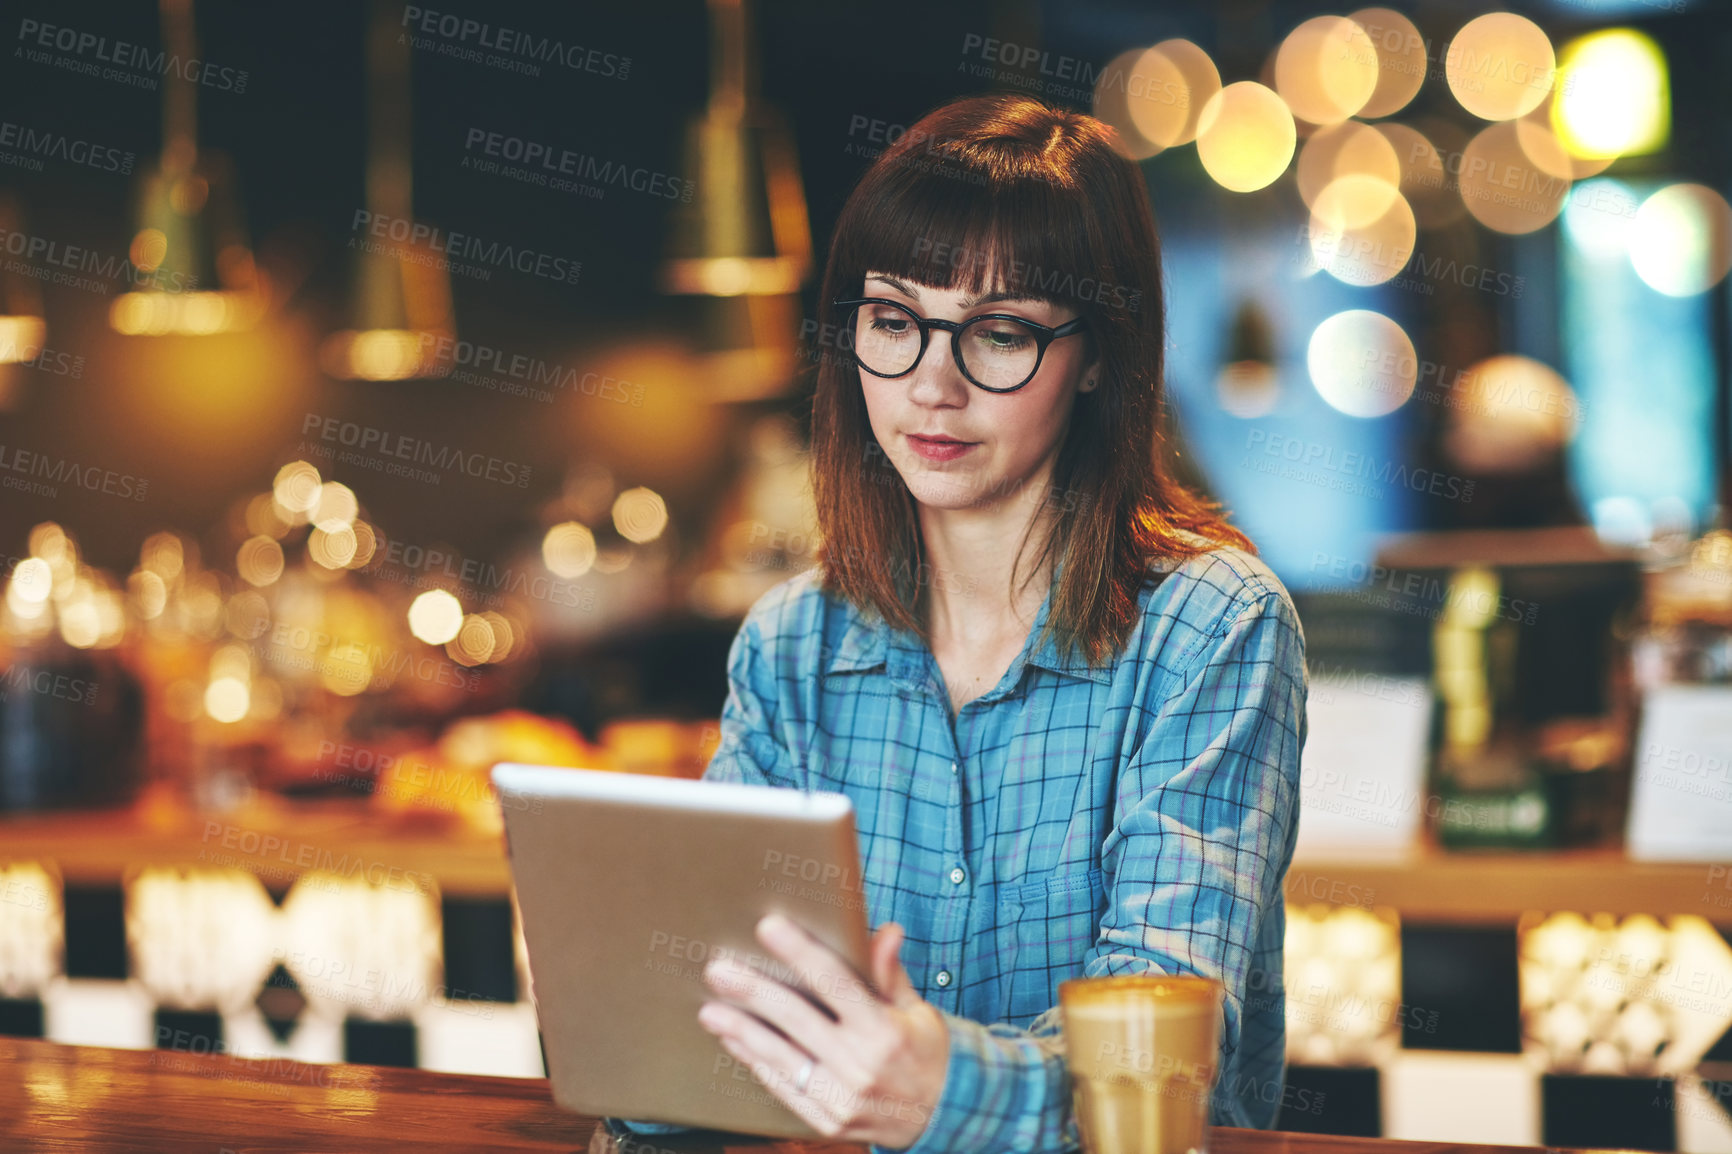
top-left (810, 92), bottom-right (1251, 667)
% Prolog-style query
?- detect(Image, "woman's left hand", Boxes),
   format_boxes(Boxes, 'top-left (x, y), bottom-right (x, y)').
top-left (698, 913), bottom-right (950, 1149)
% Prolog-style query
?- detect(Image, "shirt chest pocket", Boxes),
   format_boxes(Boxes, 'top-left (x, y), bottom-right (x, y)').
top-left (998, 867), bottom-right (1106, 1024)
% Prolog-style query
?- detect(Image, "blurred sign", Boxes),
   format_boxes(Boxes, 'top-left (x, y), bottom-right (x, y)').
top-left (1296, 671), bottom-right (1433, 853)
top-left (1627, 684), bottom-right (1732, 861)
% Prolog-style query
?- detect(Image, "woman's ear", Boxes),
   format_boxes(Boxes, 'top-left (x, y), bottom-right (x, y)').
top-left (1078, 358), bottom-right (1103, 393)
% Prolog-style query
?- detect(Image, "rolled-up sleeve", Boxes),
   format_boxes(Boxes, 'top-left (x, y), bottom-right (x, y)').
top-left (891, 588), bottom-right (1307, 1152)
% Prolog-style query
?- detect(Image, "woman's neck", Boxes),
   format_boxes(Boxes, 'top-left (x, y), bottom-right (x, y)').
top-left (917, 467), bottom-right (1058, 648)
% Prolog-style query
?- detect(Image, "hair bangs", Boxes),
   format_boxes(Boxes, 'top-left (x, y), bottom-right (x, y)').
top-left (833, 152), bottom-right (1109, 313)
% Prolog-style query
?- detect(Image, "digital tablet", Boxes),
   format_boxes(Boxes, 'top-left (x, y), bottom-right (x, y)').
top-left (491, 763), bottom-right (873, 1139)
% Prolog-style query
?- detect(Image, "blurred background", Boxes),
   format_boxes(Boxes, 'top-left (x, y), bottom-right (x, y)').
top-left (0, 0), bottom-right (1729, 1148)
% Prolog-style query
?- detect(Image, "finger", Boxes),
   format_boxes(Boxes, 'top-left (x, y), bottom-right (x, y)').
top-left (755, 913), bottom-right (883, 1025)
top-left (702, 1003), bottom-right (844, 1134)
top-left (869, 922), bottom-right (921, 1010)
top-left (702, 955), bottom-right (849, 1071)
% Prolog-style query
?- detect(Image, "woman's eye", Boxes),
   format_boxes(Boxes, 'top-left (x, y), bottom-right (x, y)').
top-left (972, 323), bottom-right (1034, 351)
top-left (870, 317), bottom-right (912, 336)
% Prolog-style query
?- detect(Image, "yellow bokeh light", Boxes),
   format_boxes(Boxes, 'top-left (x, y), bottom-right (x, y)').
top-left (1349, 8), bottom-right (1427, 118)
top-left (237, 536), bottom-right (284, 587)
top-left (313, 481), bottom-right (358, 527)
top-left (1275, 16), bottom-right (1379, 125)
top-left (1307, 310), bottom-right (1417, 418)
top-left (1457, 122), bottom-right (1569, 234)
top-left (479, 611), bottom-right (515, 662)
top-left (57, 597), bottom-right (101, 649)
top-left (408, 588), bottom-right (464, 645)
top-left (0, 315), bottom-right (46, 365)
top-left (1092, 48), bottom-right (1163, 160)
top-left (1552, 29), bottom-right (1668, 161)
top-left (1196, 82), bottom-right (1296, 193)
top-left (10, 557), bottom-right (52, 604)
top-left (130, 229), bottom-right (168, 273)
top-left (450, 614), bottom-right (496, 666)
top-left (1310, 178), bottom-right (1416, 287)
top-left (1445, 12), bottom-right (1555, 121)
top-left (347, 521), bottom-right (378, 569)
top-left (1297, 121), bottom-right (1400, 212)
top-left (1630, 183), bottom-right (1732, 297)
top-left (1515, 96), bottom-right (1613, 182)
top-left (1125, 40), bottom-right (1220, 151)
top-left (1444, 355), bottom-right (1579, 473)
top-left (205, 677), bottom-right (251, 723)
top-left (210, 643), bottom-right (252, 683)
top-left (142, 531), bottom-right (185, 581)
top-left (612, 487), bottom-right (669, 544)
top-left (309, 522), bottom-right (359, 569)
top-left (129, 569), bottom-right (168, 619)
top-left (272, 461), bottom-right (322, 517)
top-left (319, 644), bottom-right (373, 696)
top-left (542, 522), bottom-right (597, 579)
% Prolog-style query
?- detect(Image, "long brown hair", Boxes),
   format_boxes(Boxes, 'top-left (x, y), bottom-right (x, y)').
top-left (810, 92), bottom-right (1251, 667)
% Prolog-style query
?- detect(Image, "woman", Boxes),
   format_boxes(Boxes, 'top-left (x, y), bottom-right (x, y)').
top-left (611, 92), bottom-right (1306, 1152)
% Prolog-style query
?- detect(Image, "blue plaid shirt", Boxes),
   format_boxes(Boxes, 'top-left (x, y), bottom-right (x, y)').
top-left (617, 545), bottom-right (1306, 1152)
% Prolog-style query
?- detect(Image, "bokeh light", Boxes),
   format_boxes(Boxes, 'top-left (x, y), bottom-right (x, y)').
top-left (1349, 9), bottom-right (1426, 119)
top-left (408, 589), bottom-right (464, 645)
top-left (236, 536), bottom-right (285, 587)
top-left (1307, 310), bottom-right (1418, 418)
top-left (1457, 122), bottom-right (1569, 234)
top-left (1445, 12), bottom-right (1555, 121)
top-left (1630, 183), bottom-right (1732, 297)
top-left (313, 481), bottom-right (358, 527)
top-left (272, 461), bottom-right (322, 519)
top-left (1275, 16), bottom-right (1379, 126)
top-left (1310, 177), bottom-right (1416, 287)
top-left (1125, 40), bottom-right (1220, 151)
top-left (1092, 48), bottom-right (1166, 160)
top-left (612, 487), bottom-right (669, 544)
top-left (1196, 82), bottom-right (1297, 193)
top-left (542, 521), bottom-right (597, 578)
top-left (1297, 122), bottom-right (1400, 212)
top-left (205, 677), bottom-right (250, 724)
top-left (1552, 29), bottom-right (1668, 161)
top-left (309, 522), bottom-right (359, 569)
top-left (1444, 355), bottom-right (1579, 472)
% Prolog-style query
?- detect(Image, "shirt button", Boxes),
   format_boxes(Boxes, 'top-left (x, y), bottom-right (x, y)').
top-left (934, 969), bottom-right (953, 988)
top-left (948, 866), bottom-right (966, 885)
top-left (950, 762), bottom-right (958, 774)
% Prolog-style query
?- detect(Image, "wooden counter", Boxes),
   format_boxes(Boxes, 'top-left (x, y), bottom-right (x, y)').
top-left (0, 1037), bottom-right (1620, 1154)
top-left (1, 800), bottom-right (1725, 921)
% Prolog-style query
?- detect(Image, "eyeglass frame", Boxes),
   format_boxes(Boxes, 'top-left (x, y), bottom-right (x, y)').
top-left (830, 297), bottom-right (1090, 394)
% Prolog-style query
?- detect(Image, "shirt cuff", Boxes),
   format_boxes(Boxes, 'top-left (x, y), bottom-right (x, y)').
top-left (880, 1009), bottom-right (1080, 1154)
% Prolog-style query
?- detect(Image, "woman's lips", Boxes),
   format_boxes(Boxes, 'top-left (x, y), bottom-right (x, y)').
top-left (906, 434), bottom-right (977, 462)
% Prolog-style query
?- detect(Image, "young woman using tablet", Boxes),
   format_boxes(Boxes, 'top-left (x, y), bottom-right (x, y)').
top-left (611, 92), bottom-right (1306, 1152)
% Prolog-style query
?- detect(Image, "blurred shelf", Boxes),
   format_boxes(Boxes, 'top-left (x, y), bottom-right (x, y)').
top-left (0, 799), bottom-right (511, 896)
top-left (1286, 846), bottom-right (1729, 925)
top-left (3, 802), bottom-right (1724, 922)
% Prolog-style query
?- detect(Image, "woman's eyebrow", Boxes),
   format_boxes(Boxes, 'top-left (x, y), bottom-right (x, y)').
top-left (866, 274), bottom-right (1048, 311)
